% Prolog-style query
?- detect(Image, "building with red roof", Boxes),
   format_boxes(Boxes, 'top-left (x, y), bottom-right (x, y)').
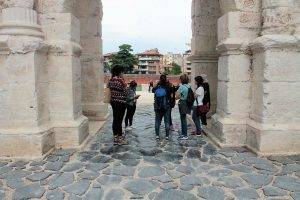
top-left (135, 48), bottom-right (163, 75)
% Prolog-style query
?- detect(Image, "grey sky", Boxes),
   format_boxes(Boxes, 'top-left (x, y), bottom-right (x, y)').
top-left (102, 0), bottom-right (192, 54)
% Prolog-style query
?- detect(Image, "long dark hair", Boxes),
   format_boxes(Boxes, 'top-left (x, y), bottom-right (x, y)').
top-left (159, 74), bottom-right (167, 86)
top-left (195, 76), bottom-right (204, 88)
top-left (111, 65), bottom-right (124, 77)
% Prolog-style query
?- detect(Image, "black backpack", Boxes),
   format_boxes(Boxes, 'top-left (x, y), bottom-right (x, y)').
top-left (184, 85), bottom-right (194, 108)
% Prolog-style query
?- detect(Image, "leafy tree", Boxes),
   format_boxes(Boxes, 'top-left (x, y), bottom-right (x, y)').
top-left (171, 62), bottom-right (182, 75)
top-left (111, 44), bottom-right (138, 73)
top-left (164, 67), bottom-right (171, 75)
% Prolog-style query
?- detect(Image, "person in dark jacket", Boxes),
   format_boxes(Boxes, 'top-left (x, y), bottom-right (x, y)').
top-left (200, 74), bottom-right (211, 127)
top-left (125, 80), bottom-right (140, 131)
top-left (108, 65), bottom-right (128, 145)
top-left (169, 84), bottom-right (178, 131)
top-left (152, 74), bottom-right (173, 141)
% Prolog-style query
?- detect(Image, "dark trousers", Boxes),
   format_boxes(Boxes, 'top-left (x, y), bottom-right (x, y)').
top-left (125, 104), bottom-right (136, 127)
top-left (200, 113), bottom-right (207, 125)
top-left (155, 109), bottom-right (170, 137)
top-left (111, 101), bottom-right (126, 136)
top-left (169, 108), bottom-right (173, 126)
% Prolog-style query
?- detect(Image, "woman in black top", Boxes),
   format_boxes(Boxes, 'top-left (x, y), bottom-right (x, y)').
top-left (201, 74), bottom-right (210, 126)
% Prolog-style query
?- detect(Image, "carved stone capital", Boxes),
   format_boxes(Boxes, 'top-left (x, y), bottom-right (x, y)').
top-left (0, 7), bottom-right (44, 38)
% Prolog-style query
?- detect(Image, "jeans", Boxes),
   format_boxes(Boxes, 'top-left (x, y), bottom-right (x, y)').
top-left (192, 106), bottom-right (202, 133)
top-left (155, 109), bottom-right (170, 137)
top-left (125, 104), bottom-right (136, 127)
top-left (200, 112), bottom-right (207, 125)
top-left (180, 113), bottom-right (188, 136)
top-left (111, 101), bottom-right (127, 136)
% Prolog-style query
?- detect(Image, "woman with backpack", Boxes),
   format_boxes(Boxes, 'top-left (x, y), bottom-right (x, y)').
top-left (176, 74), bottom-right (193, 140)
top-left (125, 80), bottom-right (140, 131)
top-left (108, 65), bottom-right (128, 145)
top-left (152, 74), bottom-right (172, 141)
top-left (192, 76), bottom-right (205, 136)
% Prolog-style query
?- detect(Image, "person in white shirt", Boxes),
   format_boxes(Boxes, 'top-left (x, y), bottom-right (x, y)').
top-left (192, 76), bottom-right (204, 136)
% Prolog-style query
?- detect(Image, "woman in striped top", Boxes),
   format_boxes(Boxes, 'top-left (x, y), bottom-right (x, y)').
top-left (108, 65), bottom-right (128, 145)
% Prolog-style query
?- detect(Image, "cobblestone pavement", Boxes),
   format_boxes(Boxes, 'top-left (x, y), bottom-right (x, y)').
top-left (0, 105), bottom-right (300, 200)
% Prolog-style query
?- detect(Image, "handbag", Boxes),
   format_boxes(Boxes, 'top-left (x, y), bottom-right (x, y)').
top-left (103, 87), bottom-right (111, 103)
top-left (196, 98), bottom-right (210, 114)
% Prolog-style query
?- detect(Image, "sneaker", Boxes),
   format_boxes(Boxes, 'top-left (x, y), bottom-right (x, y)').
top-left (125, 126), bottom-right (130, 131)
top-left (178, 135), bottom-right (188, 140)
top-left (165, 136), bottom-right (170, 141)
top-left (113, 136), bottom-right (118, 145)
top-left (155, 136), bottom-right (160, 141)
top-left (128, 126), bottom-right (133, 131)
top-left (191, 131), bottom-right (201, 136)
top-left (170, 125), bottom-right (175, 131)
top-left (118, 136), bottom-right (128, 145)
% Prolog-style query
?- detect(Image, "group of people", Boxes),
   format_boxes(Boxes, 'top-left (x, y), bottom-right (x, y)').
top-left (107, 65), bottom-right (210, 145)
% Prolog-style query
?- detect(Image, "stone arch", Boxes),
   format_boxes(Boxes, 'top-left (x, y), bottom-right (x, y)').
top-left (191, 0), bottom-right (221, 113)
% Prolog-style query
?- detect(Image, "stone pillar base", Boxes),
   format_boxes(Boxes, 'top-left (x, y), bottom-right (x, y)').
top-left (83, 102), bottom-right (108, 121)
top-left (54, 116), bottom-right (89, 149)
top-left (209, 114), bottom-right (247, 147)
top-left (0, 128), bottom-right (54, 159)
top-left (246, 120), bottom-right (300, 156)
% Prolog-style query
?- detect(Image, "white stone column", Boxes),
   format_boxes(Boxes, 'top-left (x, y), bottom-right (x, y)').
top-left (191, 0), bottom-right (220, 113)
top-left (210, 0), bottom-right (261, 147)
top-left (38, 1), bottom-right (89, 149)
top-left (247, 0), bottom-right (300, 155)
top-left (0, 0), bottom-right (55, 158)
top-left (76, 0), bottom-right (108, 122)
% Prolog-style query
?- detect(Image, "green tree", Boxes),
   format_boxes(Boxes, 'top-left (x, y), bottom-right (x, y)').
top-left (171, 62), bottom-right (182, 75)
top-left (111, 44), bottom-right (138, 73)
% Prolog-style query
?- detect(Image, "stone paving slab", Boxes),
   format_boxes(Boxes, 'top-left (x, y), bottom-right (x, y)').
top-left (0, 105), bottom-right (299, 199)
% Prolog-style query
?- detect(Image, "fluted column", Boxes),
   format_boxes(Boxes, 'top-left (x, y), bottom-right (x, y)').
top-left (76, 0), bottom-right (108, 122)
top-left (210, 0), bottom-right (261, 147)
top-left (248, 0), bottom-right (300, 155)
top-left (0, 0), bottom-right (54, 158)
top-left (0, 0), bottom-right (43, 38)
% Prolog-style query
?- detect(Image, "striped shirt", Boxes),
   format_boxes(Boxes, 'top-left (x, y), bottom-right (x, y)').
top-left (108, 77), bottom-right (127, 104)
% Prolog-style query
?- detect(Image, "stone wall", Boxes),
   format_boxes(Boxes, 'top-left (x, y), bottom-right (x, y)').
top-left (191, 0), bottom-right (300, 155)
top-left (0, 0), bottom-right (107, 159)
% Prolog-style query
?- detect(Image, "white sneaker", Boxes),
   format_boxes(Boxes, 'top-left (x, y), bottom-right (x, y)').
top-left (128, 126), bottom-right (133, 131)
top-left (125, 126), bottom-right (130, 131)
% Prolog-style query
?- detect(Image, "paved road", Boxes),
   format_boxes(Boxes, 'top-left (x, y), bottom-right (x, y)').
top-left (0, 105), bottom-right (299, 200)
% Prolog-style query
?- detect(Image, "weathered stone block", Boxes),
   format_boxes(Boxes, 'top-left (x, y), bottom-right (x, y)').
top-left (81, 37), bottom-right (102, 54)
top-left (210, 115), bottom-right (247, 146)
top-left (219, 0), bottom-right (261, 14)
top-left (217, 81), bottom-right (251, 119)
top-left (246, 121), bottom-right (300, 155)
top-left (218, 54), bottom-right (251, 82)
top-left (36, 0), bottom-right (76, 14)
top-left (253, 50), bottom-right (300, 82)
top-left (40, 13), bottom-right (80, 43)
top-left (54, 116), bottom-right (89, 148)
top-left (218, 11), bottom-right (260, 43)
top-left (0, 128), bottom-right (54, 159)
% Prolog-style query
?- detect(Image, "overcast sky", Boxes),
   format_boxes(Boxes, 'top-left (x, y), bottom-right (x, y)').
top-left (102, 0), bottom-right (192, 54)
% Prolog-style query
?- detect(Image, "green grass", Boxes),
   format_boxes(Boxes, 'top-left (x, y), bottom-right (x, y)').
top-left (136, 85), bottom-right (142, 91)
